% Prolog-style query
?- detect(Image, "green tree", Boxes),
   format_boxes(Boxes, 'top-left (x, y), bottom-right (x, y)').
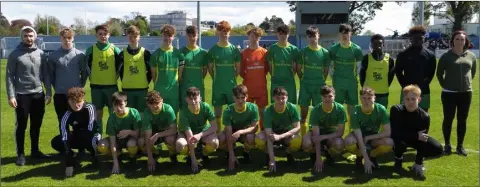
top-left (151, 30), bottom-right (160, 36)
top-left (201, 29), bottom-right (216, 36)
top-left (10, 19), bottom-right (33, 36)
top-left (259, 17), bottom-right (272, 32)
top-left (362, 29), bottom-right (375, 36)
top-left (412, 2), bottom-right (480, 33)
top-left (411, 2), bottom-right (434, 26)
top-left (33, 14), bottom-right (62, 35)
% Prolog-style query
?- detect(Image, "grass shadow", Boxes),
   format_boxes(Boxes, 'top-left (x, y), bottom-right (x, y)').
top-left (261, 159), bottom-right (312, 178)
top-left (1, 155), bottom-right (61, 166)
top-left (1, 162), bottom-right (65, 182)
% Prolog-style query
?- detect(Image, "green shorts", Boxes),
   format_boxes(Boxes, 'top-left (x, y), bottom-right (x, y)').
top-left (333, 86), bottom-right (358, 105)
top-left (180, 84), bottom-right (205, 109)
top-left (400, 92), bottom-right (430, 109)
top-left (155, 86), bottom-right (179, 114)
top-left (91, 87), bottom-right (118, 110)
top-left (212, 85), bottom-right (235, 107)
top-left (298, 82), bottom-right (324, 107)
top-left (271, 79), bottom-right (297, 104)
top-left (124, 89), bottom-right (147, 113)
top-left (375, 94), bottom-right (389, 109)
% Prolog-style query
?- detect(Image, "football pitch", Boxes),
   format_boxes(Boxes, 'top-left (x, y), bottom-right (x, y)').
top-left (1, 59), bottom-right (478, 186)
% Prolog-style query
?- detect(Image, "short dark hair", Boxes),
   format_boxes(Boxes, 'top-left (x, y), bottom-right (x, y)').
top-left (272, 87), bottom-right (288, 96)
top-left (370, 34), bottom-right (384, 43)
top-left (320, 85), bottom-right (335, 96)
top-left (408, 25), bottom-right (426, 36)
top-left (359, 87), bottom-right (375, 96)
top-left (232, 85), bottom-right (248, 97)
top-left (186, 25), bottom-right (198, 35)
top-left (306, 26), bottom-right (319, 37)
top-left (146, 90), bottom-right (163, 105)
top-left (186, 87), bottom-right (200, 98)
top-left (339, 23), bottom-right (352, 33)
top-left (95, 24), bottom-right (109, 33)
top-left (450, 30), bottom-right (471, 50)
top-left (112, 92), bottom-right (127, 106)
top-left (276, 24), bottom-right (290, 34)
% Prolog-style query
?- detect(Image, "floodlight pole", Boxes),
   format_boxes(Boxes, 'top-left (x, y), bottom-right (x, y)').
top-left (419, 1), bottom-right (424, 26)
top-left (295, 1), bottom-right (300, 48)
top-left (197, 1), bottom-right (201, 47)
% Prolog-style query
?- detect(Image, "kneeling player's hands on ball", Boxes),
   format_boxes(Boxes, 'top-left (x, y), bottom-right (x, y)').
top-left (314, 158), bottom-right (323, 172)
top-left (268, 159), bottom-right (276, 172)
top-left (363, 158), bottom-right (373, 174)
top-left (147, 157), bottom-right (156, 172)
top-left (65, 167), bottom-right (73, 177)
top-left (112, 162), bottom-right (120, 174)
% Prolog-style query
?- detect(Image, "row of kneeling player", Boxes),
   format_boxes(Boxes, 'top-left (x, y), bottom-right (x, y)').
top-left (52, 84), bottom-right (443, 179)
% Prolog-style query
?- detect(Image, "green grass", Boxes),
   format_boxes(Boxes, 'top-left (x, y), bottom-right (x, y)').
top-left (1, 58), bottom-right (479, 186)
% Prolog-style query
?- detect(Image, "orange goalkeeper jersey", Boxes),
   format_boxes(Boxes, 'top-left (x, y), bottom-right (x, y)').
top-left (241, 47), bottom-right (268, 96)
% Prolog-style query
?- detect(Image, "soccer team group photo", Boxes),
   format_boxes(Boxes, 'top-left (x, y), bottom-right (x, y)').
top-left (1, 1), bottom-right (479, 186)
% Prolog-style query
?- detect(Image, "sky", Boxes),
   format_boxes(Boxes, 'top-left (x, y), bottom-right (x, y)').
top-left (1, 1), bottom-right (418, 36)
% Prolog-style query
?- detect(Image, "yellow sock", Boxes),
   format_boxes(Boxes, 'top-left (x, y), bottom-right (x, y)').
top-left (255, 138), bottom-right (266, 152)
top-left (303, 145), bottom-right (314, 153)
top-left (287, 136), bottom-right (302, 153)
top-left (300, 123), bottom-right (308, 137)
top-left (202, 144), bottom-right (216, 156)
top-left (370, 145), bottom-right (392, 158)
top-left (166, 144), bottom-right (176, 156)
top-left (345, 144), bottom-right (361, 156)
top-left (97, 145), bottom-right (109, 155)
top-left (127, 146), bottom-right (138, 158)
top-left (179, 146), bottom-right (189, 155)
top-left (328, 147), bottom-right (343, 155)
top-left (244, 142), bottom-right (255, 152)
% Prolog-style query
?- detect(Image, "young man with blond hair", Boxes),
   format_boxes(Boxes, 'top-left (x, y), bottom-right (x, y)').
top-left (117, 25), bottom-right (152, 117)
top-left (344, 87), bottom-right (393, 174)
top-left (48, 28), bottom-right (87, 134)
top-left (151, 24), bottom-right (185, 114)
top-left (240, 27), bottom-right (268, 130)
top-left (85, 24), bottom-right (122, 130)
top-left (207, 20), bottom-right (241, 133)
top-left (390, 84), bottom-right (443, 179)
top-left (297, 26), bottom-right (331, 136)
top-left (180, 25), bottom-right (209, 109)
